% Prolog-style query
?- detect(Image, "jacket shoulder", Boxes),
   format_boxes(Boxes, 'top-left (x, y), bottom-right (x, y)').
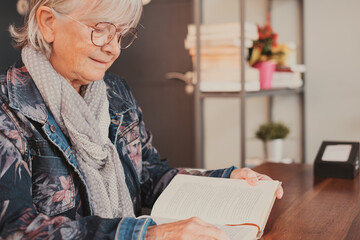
top-left (0, 68), bottom-right (26, 156)
top-left (0, 69), bottom-right (9, 101)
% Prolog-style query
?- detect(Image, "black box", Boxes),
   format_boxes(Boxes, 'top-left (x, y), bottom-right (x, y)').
top-left (314, 141), bottom-right (359, 179)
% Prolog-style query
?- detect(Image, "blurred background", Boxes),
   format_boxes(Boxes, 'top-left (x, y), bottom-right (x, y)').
top-left (1, 0), bottom-right (359, 169)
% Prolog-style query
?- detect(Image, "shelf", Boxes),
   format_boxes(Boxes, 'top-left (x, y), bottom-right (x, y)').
top-left (193, 0), bottom-right (305, 167)
top-left (199, 87), bottom-right (304, 99)
top-left (246, 87), bottom-right (304, 97)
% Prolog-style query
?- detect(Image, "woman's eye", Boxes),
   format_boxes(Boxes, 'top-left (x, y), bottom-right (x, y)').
top-left (94, 28), bottom-right (105, 33)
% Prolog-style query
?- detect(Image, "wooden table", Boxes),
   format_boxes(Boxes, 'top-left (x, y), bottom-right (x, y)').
top-left (252, 163), bottom-right (360, 240)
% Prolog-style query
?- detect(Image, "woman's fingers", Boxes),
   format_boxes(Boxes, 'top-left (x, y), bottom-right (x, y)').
top-left (275, 185), bottom-right (284, 199)
top-left (231, 168), bottom-right (259, 186)
top-left (146, 217), bottom-right (231, 240)
top-left (254, 173), bottom-right (283, 199)
top-left (230, 168), bottom-right (284, 199)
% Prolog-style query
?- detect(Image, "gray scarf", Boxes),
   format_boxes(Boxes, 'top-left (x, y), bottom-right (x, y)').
top-left (22, 46), bottom-right (134, 218)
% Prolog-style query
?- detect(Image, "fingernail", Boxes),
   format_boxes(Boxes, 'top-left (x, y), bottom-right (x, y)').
top-left (278, 191), bottom-right (283, 199)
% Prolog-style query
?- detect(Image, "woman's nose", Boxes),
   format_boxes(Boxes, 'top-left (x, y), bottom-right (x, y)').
top-left (101, 35), bottom-right (121, 56)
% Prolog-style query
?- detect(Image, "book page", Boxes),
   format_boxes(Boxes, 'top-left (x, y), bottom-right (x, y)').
top-left (151, 217), bottom-right (258, 240)
top-left (218, 225), bottom-right (258, 240)
top-left (151, 175), bottom-right (279, 227)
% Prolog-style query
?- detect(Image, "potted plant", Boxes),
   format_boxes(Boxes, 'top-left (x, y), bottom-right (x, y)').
top-left (248, 14), bottom-right (292, 89)
top-left (255, 122), bottom-right (290, 162)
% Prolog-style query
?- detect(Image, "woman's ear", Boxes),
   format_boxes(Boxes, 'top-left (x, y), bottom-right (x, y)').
top-left (36, 6), bottom-right (56, 43)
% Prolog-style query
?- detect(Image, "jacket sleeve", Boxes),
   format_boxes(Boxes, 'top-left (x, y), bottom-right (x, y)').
top-left (136, 104), bottom-right (236, 209)
top-left (0, 126), bottom-right (155, 240)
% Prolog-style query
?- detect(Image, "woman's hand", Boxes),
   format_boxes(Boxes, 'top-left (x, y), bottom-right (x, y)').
top-left (230, 168), bottom-right (284, 199)
top-left (145, 217), bottom-right (230, 240)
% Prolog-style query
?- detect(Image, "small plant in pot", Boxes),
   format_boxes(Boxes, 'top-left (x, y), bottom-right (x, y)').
top-left (256, 122), bottom-right (290, 162)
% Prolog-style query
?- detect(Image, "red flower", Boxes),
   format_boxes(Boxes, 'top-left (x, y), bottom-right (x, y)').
top-left (248, 13), bottom-right (279, 65)
top-left (258, 23), bottom-right (273, 40)
top-left (272, 33), bottom-right (278, 46)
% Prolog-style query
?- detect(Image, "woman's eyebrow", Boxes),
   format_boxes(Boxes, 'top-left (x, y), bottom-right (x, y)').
top-left (116, 25), bottom-right (130, 32)
top-left (116, 24), bottom-right (128, 29)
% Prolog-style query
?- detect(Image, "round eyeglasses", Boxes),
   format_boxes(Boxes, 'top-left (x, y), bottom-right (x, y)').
top-left (51, 9), bottom-right (138, 49)
top-left (90, 23), bottom-right (138, 49)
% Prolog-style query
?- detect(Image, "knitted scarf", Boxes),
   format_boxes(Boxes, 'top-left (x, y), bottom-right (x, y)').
top-left (22, 45), bottom-right (135, 218)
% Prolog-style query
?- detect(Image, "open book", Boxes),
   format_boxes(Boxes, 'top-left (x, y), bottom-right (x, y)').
top-left (150, 174), bottom-right (281, 240)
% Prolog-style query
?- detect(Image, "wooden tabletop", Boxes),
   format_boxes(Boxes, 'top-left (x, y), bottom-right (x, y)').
top-left (252, 163), bottom-right (360, 240)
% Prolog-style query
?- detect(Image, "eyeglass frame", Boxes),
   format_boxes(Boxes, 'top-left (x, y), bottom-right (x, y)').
top-left (51, 9), bottom-right (138, 49)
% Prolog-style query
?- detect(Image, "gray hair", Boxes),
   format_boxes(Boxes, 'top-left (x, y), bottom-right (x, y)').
top-left (10, 0), bottom-right (143, 58)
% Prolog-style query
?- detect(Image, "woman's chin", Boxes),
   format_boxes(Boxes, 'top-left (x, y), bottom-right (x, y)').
top-left (84, 71), bottom-right (106, 82)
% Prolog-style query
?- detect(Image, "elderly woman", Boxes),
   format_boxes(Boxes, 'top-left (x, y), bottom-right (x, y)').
top-left (0, 0), bottom-right (283, 239)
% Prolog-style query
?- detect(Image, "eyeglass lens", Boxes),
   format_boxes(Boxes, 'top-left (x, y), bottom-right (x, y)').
top-left (91, 23), bottom-right (137, 49)
top-left (120, 28), bottom-right (138, 49)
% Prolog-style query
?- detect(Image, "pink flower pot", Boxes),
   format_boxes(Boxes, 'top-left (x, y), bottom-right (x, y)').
top-left (253, 61), bottom-right (276, 89)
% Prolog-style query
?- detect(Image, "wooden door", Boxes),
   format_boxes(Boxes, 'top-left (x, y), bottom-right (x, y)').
top-left (110, 0), bottom-right (195, 168)
top-left (0, 1), bottom-right (22, 70)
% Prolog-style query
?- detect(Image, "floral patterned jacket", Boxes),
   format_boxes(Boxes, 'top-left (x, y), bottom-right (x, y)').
top-left (0, 59), bottom-right (235, 240)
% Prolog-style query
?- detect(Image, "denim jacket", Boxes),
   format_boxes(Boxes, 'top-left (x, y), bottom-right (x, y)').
top-left (0, 59), bottom-right (235, 240)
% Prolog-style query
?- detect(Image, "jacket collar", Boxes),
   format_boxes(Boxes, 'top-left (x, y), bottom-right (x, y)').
top-left (103, 72), bottom-right (135, 115)
top-left (7, 59), bottom-right (48, 124)
top-left (6, 59), bottom-right (134, 124)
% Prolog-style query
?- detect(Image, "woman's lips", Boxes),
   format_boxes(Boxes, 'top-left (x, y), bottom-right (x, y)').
top-left (90, 57), bottom-right (109, 66)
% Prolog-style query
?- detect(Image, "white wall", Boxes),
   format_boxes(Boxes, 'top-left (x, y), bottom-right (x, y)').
top-left (305, 0), bottom-right (360, 162)
top-left (202, 0), bottom-right (360, 168)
